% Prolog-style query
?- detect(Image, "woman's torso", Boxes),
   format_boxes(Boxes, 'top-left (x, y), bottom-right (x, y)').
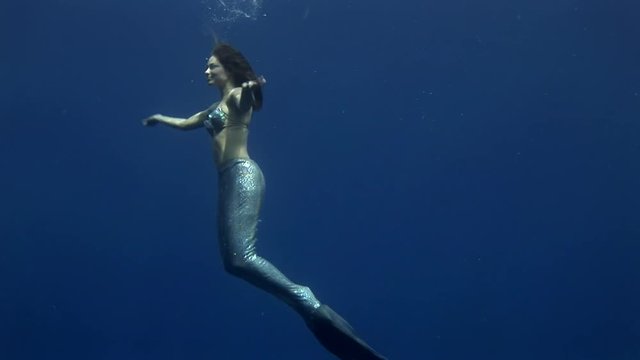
top-left (205, 94), bottom-right (253, 167)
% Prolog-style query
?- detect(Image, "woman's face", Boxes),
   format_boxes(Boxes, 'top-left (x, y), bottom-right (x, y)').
top-left (205, 56), bottom-right (229, 87)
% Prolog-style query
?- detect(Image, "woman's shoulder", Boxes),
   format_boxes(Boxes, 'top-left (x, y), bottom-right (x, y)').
top-left (224, 88), bottom-right (248, 112)
top-left (228, 87), bottom-right (243, 102)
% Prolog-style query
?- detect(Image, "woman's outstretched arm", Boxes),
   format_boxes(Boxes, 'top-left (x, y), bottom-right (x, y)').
top-left (234, 76), bottom-right (266, 113)
top-left (142, 110), bottom-right (208, 130)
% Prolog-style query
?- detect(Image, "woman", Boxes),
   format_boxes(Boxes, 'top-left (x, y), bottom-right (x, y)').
top-left (143, 43), bottom-right (386, 360)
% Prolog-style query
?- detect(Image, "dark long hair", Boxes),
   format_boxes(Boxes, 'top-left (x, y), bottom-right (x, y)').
top-left (212, 43), bottom-right (263, 111)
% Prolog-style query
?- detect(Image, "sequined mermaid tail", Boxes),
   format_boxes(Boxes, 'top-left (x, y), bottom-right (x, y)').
top-left (217, 159), bottom-right (321, 315)
top-left (305, 305), bottom-right (388, 360)
top-left (218, 159), bottom-right (387, 359)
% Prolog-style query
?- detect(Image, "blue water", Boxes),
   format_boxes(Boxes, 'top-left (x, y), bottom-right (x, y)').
top-left (2, 0), bottom-right (639, 359)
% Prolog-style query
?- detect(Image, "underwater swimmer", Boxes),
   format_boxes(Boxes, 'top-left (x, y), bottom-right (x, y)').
top-left (142, 43), bottom-right (387, 360)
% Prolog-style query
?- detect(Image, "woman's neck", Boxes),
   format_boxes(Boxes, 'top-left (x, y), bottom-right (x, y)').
top-left (218, 82), bottom-right (235, 98)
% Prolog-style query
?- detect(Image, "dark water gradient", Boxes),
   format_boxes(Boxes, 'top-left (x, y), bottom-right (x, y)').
top-left (2, 0), bottom-right (639, 359)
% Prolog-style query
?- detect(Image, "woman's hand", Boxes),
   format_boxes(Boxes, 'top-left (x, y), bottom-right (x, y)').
top-left (241, 75), bottom-right (267, 89)
top-left (142, 114), bottom-right (162, 126)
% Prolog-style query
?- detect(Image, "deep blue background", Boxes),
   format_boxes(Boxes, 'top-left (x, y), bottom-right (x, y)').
top-left (2, 0), bottom-right (639, 359)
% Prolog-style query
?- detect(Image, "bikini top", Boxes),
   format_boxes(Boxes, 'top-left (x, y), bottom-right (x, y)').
top-left (203, 101), bottom-right (249, 136)
top-left (203, 104), bottom-right (227, 135)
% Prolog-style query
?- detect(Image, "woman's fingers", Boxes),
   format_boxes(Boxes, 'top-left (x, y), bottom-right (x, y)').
top-left (142, 116), bottom-right (158, 126)
top-left (242, 76), bottom-right (267, 88)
